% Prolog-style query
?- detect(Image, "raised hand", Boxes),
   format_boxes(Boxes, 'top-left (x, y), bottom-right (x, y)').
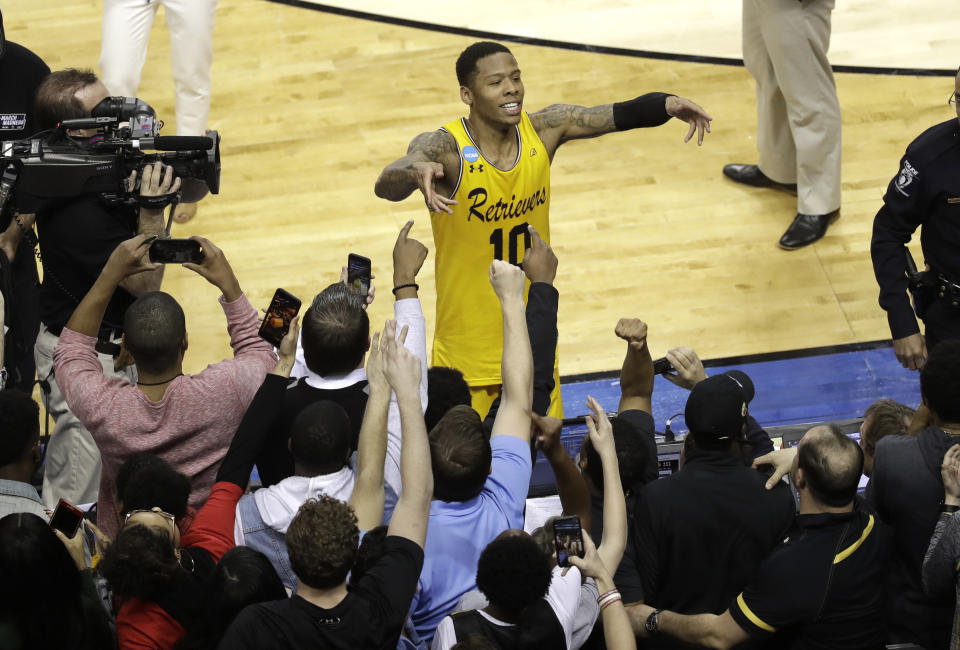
top-left (752, 447), bottom-right (797, 490)
top-left (585, 396), bottom-right (615, 458)
top-left (365, 320), bottom-right (396, 396)
top-left (489, 259), bottom-right (526, 303)
top-left (942, 444), bottom-right (960, 504)
top-left (665, 96), bottom-right (713, 146)
top-left (182, 236), bottom-right (242, 302)
top-left (413, 161), bottom-right (457, 214)
top-left (531, 411), bottom-right (564, 456)
top-left (567, 530), bottom-right (611, 582)
top-left (393, 220), bottom-right (428, 285)
top-left (615, 318), bottom-right (648, 352)
top-left (664, 347), bottom-right (708, 390)
top-left (103, 234), bottom-right (162, 281)
top-left (382, 323), bottom-right (417, 395)
top-left (521, 225), bottom-right (558, 285)
top-left (339, 266), bottom-right (375, 309)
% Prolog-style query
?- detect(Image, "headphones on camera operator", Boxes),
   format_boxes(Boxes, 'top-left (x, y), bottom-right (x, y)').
top-left (0, 94), bottom-right (220, 233)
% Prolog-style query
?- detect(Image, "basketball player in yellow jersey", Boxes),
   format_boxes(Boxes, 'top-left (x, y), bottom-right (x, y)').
top-left (375, 41), bottom-right (712, 419)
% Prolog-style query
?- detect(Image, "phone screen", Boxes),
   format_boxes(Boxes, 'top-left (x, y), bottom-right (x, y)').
top-left (49, 499), bottom-right (84, 539)
top-left (347, 254), bottom-right (371, 296)
top-left (258, 288), bottom-right (302, 347)
top-left (149, 238), bottom-right (205, 264)
top-left (553, 516), bottom-right (584, 568)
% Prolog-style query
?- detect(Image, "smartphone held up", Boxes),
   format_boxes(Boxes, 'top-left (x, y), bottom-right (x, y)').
top-left (149, 238), bottom-right (205, 264)
top-left (553, 515), bottom-right (585, 568)
top-left (49, 498), bottom-right (84, 539)
top-left (347, 254), bottom-right (371, 297)
top-left (259, 288), bottom-right (302, 347)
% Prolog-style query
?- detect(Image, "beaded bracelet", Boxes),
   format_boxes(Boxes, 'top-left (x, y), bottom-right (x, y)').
top-left (392, 283), bottom-right (419, 296)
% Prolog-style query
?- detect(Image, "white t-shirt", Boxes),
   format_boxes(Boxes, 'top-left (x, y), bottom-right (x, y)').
top-left (432, 565), bottom-right (598, 650)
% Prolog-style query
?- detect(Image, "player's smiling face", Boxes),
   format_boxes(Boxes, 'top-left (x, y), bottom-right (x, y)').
top-left (463, 52), bottom-right (524, 126)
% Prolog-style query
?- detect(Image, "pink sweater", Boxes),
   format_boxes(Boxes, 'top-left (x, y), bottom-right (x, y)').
top-left (53, 294), bottom-right (276, 539)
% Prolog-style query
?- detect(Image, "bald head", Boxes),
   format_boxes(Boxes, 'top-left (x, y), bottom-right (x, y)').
top-left (795, 424), bottom-right (863, 508)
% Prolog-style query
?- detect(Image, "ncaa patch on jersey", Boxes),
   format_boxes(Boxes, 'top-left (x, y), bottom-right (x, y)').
top-left (895, 159), bottom-right (919, 197)
top-left (462, 145), bottom-right (480, 163)
top-left (0, 114), bottom-right (26, 131)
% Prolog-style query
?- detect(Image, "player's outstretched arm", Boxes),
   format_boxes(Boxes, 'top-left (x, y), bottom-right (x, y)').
top-left (374, 130), bottom-right (460, 214)
top-left (529, 93), bottom-right (712, 154)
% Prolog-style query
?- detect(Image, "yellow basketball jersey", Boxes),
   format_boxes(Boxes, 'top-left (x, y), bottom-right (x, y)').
top-left (431, 112), bottom-right (551, 385)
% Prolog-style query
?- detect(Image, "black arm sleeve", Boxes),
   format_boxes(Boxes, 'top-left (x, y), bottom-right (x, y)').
top-left (613, 92), bottom-right (672, 130)
top-left (216, 373), bottom-right (287, 488)
top-left (870, 156), bottom-right (928, 339)
top-left (483, 282), bottom-right (559, 433)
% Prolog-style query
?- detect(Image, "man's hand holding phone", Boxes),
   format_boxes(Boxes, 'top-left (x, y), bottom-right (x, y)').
top-left (182, 236), bottom-right (241, 302)
top-left (102, 235), bottom-right (163, 284)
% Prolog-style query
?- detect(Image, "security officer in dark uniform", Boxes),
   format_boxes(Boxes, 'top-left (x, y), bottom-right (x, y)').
top-left (0, 9), bottom-right (50, 391)
top-left (871, 67), bottom-right (960, 371)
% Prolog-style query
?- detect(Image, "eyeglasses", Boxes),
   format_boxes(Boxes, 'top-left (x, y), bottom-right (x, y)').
top-left (949, 92), bottom-right (959, 107)
top-left (124, 508), bottom-right (176, 534)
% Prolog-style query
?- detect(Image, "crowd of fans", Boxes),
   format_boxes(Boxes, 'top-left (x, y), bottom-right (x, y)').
top-left (4, 63), bottom-right (960, 650)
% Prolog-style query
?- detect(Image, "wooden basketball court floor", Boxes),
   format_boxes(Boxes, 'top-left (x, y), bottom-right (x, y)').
top-left (5, 0), bottom-right (958, 379)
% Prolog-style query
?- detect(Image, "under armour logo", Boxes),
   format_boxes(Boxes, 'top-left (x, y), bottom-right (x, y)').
top-left (530, 148), bottom-right (538, 157)
top-left (469, 163), bottom-right (484, 173)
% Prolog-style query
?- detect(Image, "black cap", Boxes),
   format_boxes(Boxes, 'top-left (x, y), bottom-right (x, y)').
top-left (684, 370), bottom-right (756, 441)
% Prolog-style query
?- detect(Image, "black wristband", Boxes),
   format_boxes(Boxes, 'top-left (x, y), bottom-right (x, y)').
top-left (613, 92), bottom-right (672, 131)
top-left (943, 504), bottom-right (960, 514)
top-left (392, 283), bottom-right (419, 296)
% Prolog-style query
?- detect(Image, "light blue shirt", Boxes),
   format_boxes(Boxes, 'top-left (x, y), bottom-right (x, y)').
top-left (0, 479), bottom-right (47, 521)
top-left (409, 435), bottom-right (532, 643)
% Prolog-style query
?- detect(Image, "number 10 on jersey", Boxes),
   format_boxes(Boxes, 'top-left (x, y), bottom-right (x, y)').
top-left (489, 222), bottom-right (531, 266)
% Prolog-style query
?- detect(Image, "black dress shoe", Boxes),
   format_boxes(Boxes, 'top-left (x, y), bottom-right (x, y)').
top-left (722, 164), bottom-right (798, 192)
top-left (778, 210), bottom-right (840, 250)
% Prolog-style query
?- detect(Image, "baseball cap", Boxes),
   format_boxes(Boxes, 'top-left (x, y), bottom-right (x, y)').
top-left (684, 370), bottom-right (756, 442)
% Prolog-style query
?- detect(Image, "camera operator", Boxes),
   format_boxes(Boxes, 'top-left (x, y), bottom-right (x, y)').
top-left (28, 68), bottom-right (180, 509)
top-left (0, 9), bottom-right (50, 392)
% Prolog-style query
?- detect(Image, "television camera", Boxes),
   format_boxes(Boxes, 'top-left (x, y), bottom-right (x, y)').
top-left (0, 95), bottom-right (220, 217)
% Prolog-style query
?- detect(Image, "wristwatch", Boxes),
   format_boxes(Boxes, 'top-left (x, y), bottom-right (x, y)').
top-left (646, 608), bottom-right (664, 635)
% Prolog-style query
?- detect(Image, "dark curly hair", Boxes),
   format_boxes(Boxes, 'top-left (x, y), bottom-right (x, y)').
top-left (921, 340), bottom-right (960, 423)
top-left (456, 41), bottom-right (513, 87)
top-left (100, 524), bottom-right (179, 600)
top-left (116, 454), bottom-right (191, 520)
top-left (287, 496), bottom-right (359, 589)
top-left (175, 547), bottom-right (286, 650)
top-left (426, 366), bottom-right (472, 432)
top-left (476, 532), bottom-right (553, 613)
top-left (582, 416), bottom-right (653, 494)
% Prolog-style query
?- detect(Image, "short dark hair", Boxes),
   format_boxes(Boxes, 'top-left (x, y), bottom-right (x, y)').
top-left (286, 496), bottom-right (359, 589)
top-left (100, 523), bottom-right (179, 600)
top-left (862, 399), bottom-right (915, 453)
top-left (583, 417), bottom-right (651, 494)
top-left (0, 391), bottom-right (39, 466)
top-left (301, 284), bottom-right (369, 377)
top-left (429, 405), bottom-right (491, 502)
top-left (426, 366), bottom-right (472, 431)
top-left (123, 292), bottom-right (186, 375)
top-left (176, 547), bottom-right (286, 650)
top-left (797, 424), bottom-right (863, 508)
top-left (456, 41), bottom-right (513, 87)
top-left (350, 524), bottom-right (388, 585)
top-left (34, 68), bottom-right (99, 132)
top-left (921, 340), bottom-right (960, 423)
top-left (116, 454), bottom-right (191, 520)
top-left (290, 401), bottom-right (353, 475)
top-left (476, 533), bottom-right (552, 613)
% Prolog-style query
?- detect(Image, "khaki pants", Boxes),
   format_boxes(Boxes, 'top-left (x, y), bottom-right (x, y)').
top-left (99, 0), bottom-right (218, 137)
top-left (34, 324), bottom-right (136, 509)
top-left (742, 0), bottom-right (841, 216)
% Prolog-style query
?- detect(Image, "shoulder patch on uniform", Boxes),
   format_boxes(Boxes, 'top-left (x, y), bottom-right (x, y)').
top-left (895, 159), bottom-right (919, 197)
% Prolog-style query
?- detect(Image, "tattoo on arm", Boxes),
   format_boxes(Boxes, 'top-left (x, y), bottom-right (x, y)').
top-left (376, 130), bottom-right (456, 201)
top-left (530, 103), bottom-right (616, 143)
